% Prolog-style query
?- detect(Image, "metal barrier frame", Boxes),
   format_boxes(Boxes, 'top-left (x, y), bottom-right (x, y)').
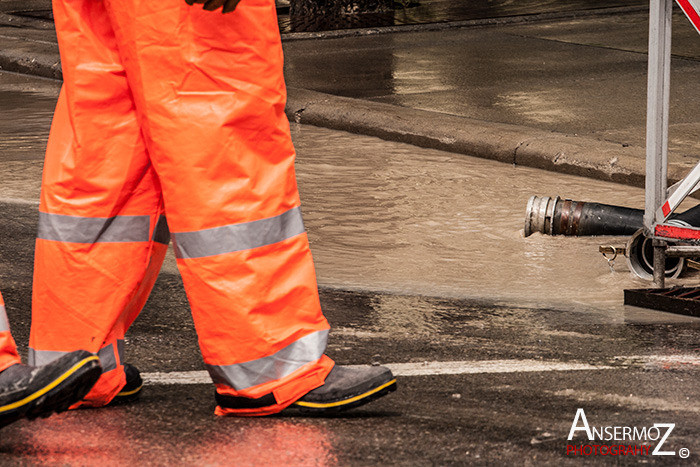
top-left (644, 0), bottom-right (700, 287)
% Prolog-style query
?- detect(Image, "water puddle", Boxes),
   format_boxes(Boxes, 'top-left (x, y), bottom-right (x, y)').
top-left (1, 69), bottom-right (695, 317)
top-left (290, 124), bottom-right (700, 314)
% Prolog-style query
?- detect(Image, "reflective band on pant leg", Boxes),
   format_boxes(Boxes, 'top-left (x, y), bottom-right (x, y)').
top-left (0, 295), bottom-right (20, 372)
top-left (215, 355), bottom-right (335, 417)
top-left (31, 0), bottom-right (167, 407)
top-left (98, 342), bottom-right (119, 372)
top-left (27, 348), bottom-right (65, 367)
top-left (30, 339), bottom-right (127, 408)
top-left (29, 340), bottom-right (124, 370)
top-left (38, 213), bottom-right (151, 243)
top-left (0, 304), bottom-right (9, 332)
top-left (172, 207), bottom-right (304, 259)
top-left (207, 329), bottom-right (328, 390)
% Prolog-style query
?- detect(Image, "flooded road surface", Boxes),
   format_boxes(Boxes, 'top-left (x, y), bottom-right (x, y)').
top-left (1, 69), bottom-right (697, 319)
top-left (291, 124), bottom-right (699, 317)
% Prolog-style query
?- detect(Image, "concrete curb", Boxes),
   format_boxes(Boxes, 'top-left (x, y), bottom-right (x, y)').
top-left (286, 87), bottom-right (692, 190)
top-left (0, 35), bottom-right (688, 190)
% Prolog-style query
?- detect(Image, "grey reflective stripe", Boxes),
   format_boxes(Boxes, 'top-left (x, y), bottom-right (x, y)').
top-left (97, 340), bottom-right (124, 372)
top-left (206, 329), bottom-right (328, 390)
top-left (98, 343), bottom-right (117, 372)
top-left (117, 339), bottom-right (125, 362)
top-left (172, 207), bottom-right (305, 259)
top-left (38, 212), bottom-right (151, 244)
top-left (152, 215), bottom-right (170, 245)
top-left (29, 340), bottom-right (123, 372)
top-left (0, 305), bottom-right (9, 332)
top-left (28, 348), bottom-right (66, 366)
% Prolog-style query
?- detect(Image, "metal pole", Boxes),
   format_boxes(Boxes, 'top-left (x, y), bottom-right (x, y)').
top-left (653, 240), bottom-right (667, 287)
top-left (645, 0), bottom-right (673, 287)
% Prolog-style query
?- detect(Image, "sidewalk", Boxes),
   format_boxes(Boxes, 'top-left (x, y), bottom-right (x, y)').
top-left (1, 2), bottom-right (700, 188)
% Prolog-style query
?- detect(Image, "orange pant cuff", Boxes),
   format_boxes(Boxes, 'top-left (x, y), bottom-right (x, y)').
top-left (0, 357), bottom-right (21, 373)
top-left (69, 365), bottom-right (126, 409)
top-left (215, 355), bottom-right (334, 417)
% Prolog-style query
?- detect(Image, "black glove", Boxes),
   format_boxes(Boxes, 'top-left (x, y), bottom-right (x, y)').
top-left (185, 0), bottom-right (242, 14)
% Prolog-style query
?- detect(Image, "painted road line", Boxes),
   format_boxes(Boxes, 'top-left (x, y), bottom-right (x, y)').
top-left (143, 370), bottom-right (211, 385)
top-left (385, 360), bottom-right (613, 377)
top-left (0, 198), bottom-right (39, 206)
top-left (615, 354), bottom-right (700, 366)
top-left (141, 359), bottom-right (614, 386)
top-left (141, 355), bottom-right (700, 385)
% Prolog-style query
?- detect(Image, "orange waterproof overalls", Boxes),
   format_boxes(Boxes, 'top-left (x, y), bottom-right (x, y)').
top-left (29, 0), bottom-right (334, 415)
top-left (0, 293), bottom-right (21, 373)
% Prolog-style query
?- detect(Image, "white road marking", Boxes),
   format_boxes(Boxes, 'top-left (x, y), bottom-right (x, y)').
top-left (141, 359), bottom-right (614, 386)
top-left (615, 354), bottom-right (700, 366)
top-left (141, 355), bottom-right (700, 386)
top-left (0, 197), bottom-right (39, 205)
top-left (144, 370), bottom-right (211, 385)
top-left (384, 360), bottom-right (613, 376)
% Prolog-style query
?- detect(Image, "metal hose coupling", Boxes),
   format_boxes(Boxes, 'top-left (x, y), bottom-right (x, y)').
top-left (524, 196), bottom-right (643, 237)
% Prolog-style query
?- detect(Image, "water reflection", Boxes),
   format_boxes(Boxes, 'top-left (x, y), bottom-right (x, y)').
top-left (0, 407), bottom-right (337, 466)
top-left (0, 410), bottom-right (134, 465)
top-left (187, 420), bottom-right (337, 466)
top-left (494, 90), bottom-right (577, 125)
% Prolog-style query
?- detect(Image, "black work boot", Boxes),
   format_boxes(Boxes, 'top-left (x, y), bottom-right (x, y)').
top-left (0, 350), bottom-right (101, 429)
top-left (108, 363), bottom-right (143, 405)
top-left (292, 365), bottom-right (396, 413)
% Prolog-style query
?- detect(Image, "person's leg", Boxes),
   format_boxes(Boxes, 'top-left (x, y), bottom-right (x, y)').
top-left (29, 0), bottom-right (167, 407)
top-left (104, 0), bottom-right (335, 416)
top-left (0, 292), bottom-right (102, 428)
top-left (0, 293), bottom-right (20, 374)
top-left (103, 0), bottom-right (395, 416)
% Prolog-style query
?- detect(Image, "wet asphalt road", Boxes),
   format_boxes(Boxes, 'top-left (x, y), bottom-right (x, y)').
top-left (2, 4), bottom-right (700, 463)
top-left (282, 8), bottom-right (700, 158)
top-left (2, 70), bottom-right (700, 465)
top-left (3, 244), bottom-right (700, 465)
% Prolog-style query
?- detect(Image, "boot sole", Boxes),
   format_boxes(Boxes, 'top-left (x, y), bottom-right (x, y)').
top-left (108, 383), bottom-right (143, 406)
top-left (107, 364), bottom-right (143, 406)
top-left (292, 378), bottom-right (397, 413)
top-left (0, 355), bottom-right (101, 428)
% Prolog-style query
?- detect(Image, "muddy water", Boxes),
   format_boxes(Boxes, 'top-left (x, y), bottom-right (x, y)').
top-left (290, 124), bottom-right (700, 315)
top-left (1, 69), bottom-right (696, 317)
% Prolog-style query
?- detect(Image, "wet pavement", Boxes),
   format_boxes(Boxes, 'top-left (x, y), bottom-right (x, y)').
top-left (278, 0), bottom-right (647, 33)
top-left (282, 8), bottom-right (700, 159)
top-left (3, 1), bottom-right (700, 187)
top-left (0, 0), bottom-right (649, 34)
top-left (3, 70), bottom-right (700, 464)
top-left (2, 2), bottom-right (700, 464)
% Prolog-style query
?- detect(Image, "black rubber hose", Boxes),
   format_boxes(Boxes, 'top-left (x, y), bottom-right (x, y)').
top-left (671, 203), bottom-right (700, 225)
top-left (548, 199), bottom-right (700, 236)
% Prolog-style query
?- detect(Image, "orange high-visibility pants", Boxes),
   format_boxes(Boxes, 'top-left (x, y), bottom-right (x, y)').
top-left (30, 0), bottom-right (333, 415)
top-left (0, 293), bottom-right (21, 373)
